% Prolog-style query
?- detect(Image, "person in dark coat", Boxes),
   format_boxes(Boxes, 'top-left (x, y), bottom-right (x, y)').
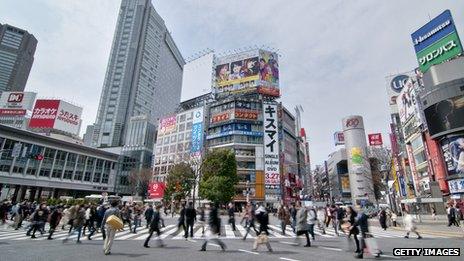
top-left (144, 205), bottom-right (165, 248)
top-left (27, 203), bottom-right (49, 238)
top-left (48, 206), bottom-right (63, 240)
top-left (228, 202), bottom-right (236, 231)
top-left (184, 202), bottom-right (196, 239)
top-left (379, 208), bottom-right (387, 231)
top-left (200, 203), bottom-right (226, 251)
top-left (253, 206), bottom-right (273, 252)
top-left (177, 203), bottom-right (187, 235)
top-left (144, 205), bottom-right (154, 228)
top-left (345, 206), bottom-right (360, 254)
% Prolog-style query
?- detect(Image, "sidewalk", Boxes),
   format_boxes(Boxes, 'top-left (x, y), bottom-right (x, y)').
top-left (369, 217), bottom-right (464, 238)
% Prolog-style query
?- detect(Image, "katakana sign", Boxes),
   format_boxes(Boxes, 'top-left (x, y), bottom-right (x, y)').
top-left (29, 99), bottom-right (82, 135)
top-left (190, 107), bottom-right (204, 156)
top-left (263, 103), bottom-right (280, 189)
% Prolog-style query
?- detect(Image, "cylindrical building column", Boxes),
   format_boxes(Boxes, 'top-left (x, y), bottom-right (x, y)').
top-left (342, 115), bottom-right (374, 206)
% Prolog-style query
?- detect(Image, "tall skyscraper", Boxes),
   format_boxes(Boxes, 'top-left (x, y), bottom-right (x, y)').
top-left (0, 24), bottom-right (37, 94)
top-left (93, 0), bottom-right (184, 148)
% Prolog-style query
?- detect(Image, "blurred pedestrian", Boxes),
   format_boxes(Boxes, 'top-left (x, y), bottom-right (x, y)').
top-left (253, 206), bottom-right (273, 252)
top-left (277, 204), bottom-right (290, 235)
top-left (102, 201), bottom-right (121, 255)
top-left (295, 202), bottom-right (310, 247)
top-left (48, 206), bottom-right (63, 240)
top-left (144, 205), bottom-right (165, 248)
top-left (200, 203), bottom-right (226, 251)
top-left (185, 202), bottom-right (196, 239)
top-left (228, 202), bottom-right (236, 231)
top-left (403, 209), bottom-right (422, 239)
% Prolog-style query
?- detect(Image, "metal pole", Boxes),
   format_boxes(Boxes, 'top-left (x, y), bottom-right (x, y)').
top-left (246, 181), bottom-right (250, 203)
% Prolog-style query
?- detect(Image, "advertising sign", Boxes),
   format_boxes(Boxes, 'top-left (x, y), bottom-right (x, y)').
top-left (234, 109), bottom-right (259, 120)
top-left (215, 50), bottom-right (259, 94)
top-left (190, 108), bottom-right (204, 155)
top-left (448, 178), bottom-right (464, 194)
top-left (0, 91), bottom-right (37, 116)
top-left (340, 175), bottom-right (350, 193)
top-left (441, 135), bottom-right (464, 175)
top-left (258, 50), bottom-right (280, 97)
top-left (385, 71), bottom-right (415, 114)
top-left (148, 182), bottom-right (165, 199)
top-left (263, 104), bottom-right (280, 189)
top-left (411, 10), bottom-right (463, 72)
top-left (29, 99), bottom-right (60, 129)
top-left (397, 77), bottom-right (420, 124)
top-left (333, 131), bottom-right (345, 145)
top-left (416, 31), bottom-right (463, 72)
top-left (159, 115), bottom-right (177, 135)
top-left (424, 95), bottom-right (464, 137)
top-left (411, 10), bottom-right (458, 53)
top-left (211, 111), bottom-right (231, 124)
top-left (368, 133), bottom-right (383, 146)
top-left (29, 99), bottom-right (82, 135)
top-left (53, 100), bottom-right (82, 135)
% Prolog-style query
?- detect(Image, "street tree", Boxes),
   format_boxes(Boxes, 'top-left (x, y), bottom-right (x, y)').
top-left (164, 162), bottom-right (195, 202)
top-left (128, 168), bottom-right (153, 197)
top-left (199, 149), bottom-right (238, 204)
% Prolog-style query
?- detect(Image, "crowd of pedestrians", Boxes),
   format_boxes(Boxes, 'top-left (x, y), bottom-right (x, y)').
top-left (7, 198), bottom-right (460, 259)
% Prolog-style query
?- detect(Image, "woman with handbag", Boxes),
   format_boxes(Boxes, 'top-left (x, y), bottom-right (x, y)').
top-left (253, 206), bottom-right (273, 252)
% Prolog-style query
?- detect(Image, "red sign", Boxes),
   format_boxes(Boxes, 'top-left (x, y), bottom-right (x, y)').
top-left (368, 133), bottom-right (383, 146)
top-left (211, 111), bottom-right (231, 123)
top-left (235, 109), bottom-right (258, 120)
top-left (148, 182), bottom-right (165, 199)
top-left (0, 109), bottom-right (26, 116)
top-left (29, 100), bottom-right (60, 128)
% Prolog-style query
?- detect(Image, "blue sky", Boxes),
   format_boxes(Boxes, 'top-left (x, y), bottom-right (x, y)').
top-left (1, 0), bottom-right (463, 167)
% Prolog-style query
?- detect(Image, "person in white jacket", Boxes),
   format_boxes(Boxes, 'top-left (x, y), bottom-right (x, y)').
top-left (307, 206), bottom-right (317, 240)
top-left (403, 210), bottom-right (422, 239)
top-left (316, 207), bottom-right (326, 234)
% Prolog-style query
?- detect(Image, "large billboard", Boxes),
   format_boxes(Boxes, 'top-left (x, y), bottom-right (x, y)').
top-left (385, 71), bottom-right (415, 114)
top-left (263, 103), bottom-right (280, 189)
top-left (396, 75), bottom-right (423, 125)
top-left (411, 10), bottom-right (463, 72)
top-left (214, 49), bottom-right (280, 97)
top-left (440, 135), bottom-right (464, 175)
top-left (159, 115), bottom-right (177, 135)
top-left (215, 49), bottom-right (259, 94)
top-left (257, 50), bottom-right (280, 97)
top-left (0, 91), bottom-right (37, 116)
top-left (190, 107), bottom-right (204, 156)
top-left (424, 95), bottom-right (464, 137)
top-left (29, 99), bottom-right (82, 135)
top-left (448, 178), bottom-right (464, 194)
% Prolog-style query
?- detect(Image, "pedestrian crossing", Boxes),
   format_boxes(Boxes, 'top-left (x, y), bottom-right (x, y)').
top-left (0, 223), bottom-right (450, 241)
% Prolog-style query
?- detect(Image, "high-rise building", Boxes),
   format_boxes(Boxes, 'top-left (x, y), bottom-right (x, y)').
top-left (0, 24), bottom-right (37, 94)
top-left (93, 0), bottom-right (184, 148)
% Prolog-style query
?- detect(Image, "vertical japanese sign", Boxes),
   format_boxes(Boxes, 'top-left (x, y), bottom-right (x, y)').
top-left (190, 107), bottom-right (204, 156)
top-left (263, 103), bottom-right (280, 189)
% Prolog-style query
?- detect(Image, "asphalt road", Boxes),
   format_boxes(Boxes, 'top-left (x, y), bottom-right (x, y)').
top-left (0, 224), bottom-right (462, 261)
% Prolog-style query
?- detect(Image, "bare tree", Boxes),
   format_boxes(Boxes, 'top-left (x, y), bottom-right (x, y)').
top-left (128, 168), bottom-right (153, 197)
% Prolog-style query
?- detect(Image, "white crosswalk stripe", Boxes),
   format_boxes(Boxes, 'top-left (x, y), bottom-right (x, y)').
top-left (0, 224), bottom-right (450, 241)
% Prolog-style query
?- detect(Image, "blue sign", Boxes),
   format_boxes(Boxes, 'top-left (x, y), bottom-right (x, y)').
top-left (399, 175), bottom-right (407, 197)
top-left (190, 122), bottom-right (203, 153)
top-left (411, 10), bottom-right (457, 53)
top-left (390, 75), bottom-right (409, 93)
top-left (221, 123), bottom-right (252, 133)
top-left (206, 130), bottom-right (263, 140)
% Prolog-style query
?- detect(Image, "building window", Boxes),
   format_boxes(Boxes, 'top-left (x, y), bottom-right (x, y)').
top-left (84, 172), bottom-right (92, 182)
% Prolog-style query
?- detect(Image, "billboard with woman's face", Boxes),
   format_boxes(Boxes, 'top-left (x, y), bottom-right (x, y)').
top-left (424, 95), bottom-right (464, 137)
top-left (441, 135), bottom-right (464, 175)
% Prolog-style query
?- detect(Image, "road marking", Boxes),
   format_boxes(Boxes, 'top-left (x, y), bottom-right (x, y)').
top-left (280, 258), bottom-right (301, 261)
top-left (209, 243), bottom-right (220, 247)
top-left (278, 241), bottom-right (298, 245)
top-left (380, 254), bottom-right (400, 259)
top-left (238, 249), bottom-right (259, 255)
top-left (317, 246), bottom-right (342, 251)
